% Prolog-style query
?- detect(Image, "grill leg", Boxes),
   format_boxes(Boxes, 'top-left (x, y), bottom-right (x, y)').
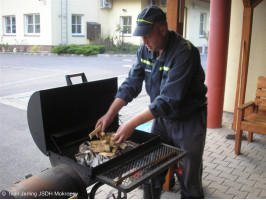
top-left (89, 182), bottom-right (104, 199)
top-left (151, 178), bottom-right (156, 199)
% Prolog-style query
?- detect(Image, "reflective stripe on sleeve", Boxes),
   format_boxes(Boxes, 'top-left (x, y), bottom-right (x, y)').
top-left (186, 40), bottom-right (192, 50)
top-left (141, 58), bottom-right (153, 66)
top-left (159, 66), bottom-right (170, 71)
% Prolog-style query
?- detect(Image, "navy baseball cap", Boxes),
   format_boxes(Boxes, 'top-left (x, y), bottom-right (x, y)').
top-left (133, 6), bottom-right (166, 36)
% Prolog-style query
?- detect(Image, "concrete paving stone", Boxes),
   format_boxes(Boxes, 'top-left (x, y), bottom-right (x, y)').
top-left (212, 158), bottom-right (230, 167)
top-left (203, 150), bottom-right (213, 157)
top-left (236, 176), bottom-right (256, 187)
top-left (204, 146), bottom-right (211, 151)
top-left (210, 146), bottom-right (224, 155)
top-left (248, 173), bottom-right (264, 183)
top-left (203, 161), bottom-right (218, 169)
top-left (240, 184), bottom-right (262, 196)
top-left (231, 169), bottom-right (251, 179)
top-left (204, 174), bottom-right (225, 185)
top-left (207, 181), bottom-right (230, 193)
top-left (211, 190), bottom-right (235, 199)
top-left (202, 179), bottom-right (212, 188)
top-left (254, 162), bottom-right (266, 172)
top-left (226, 187), bottom-right (248, 198)
top-left (243, 165), bottom-right (261, 174)
top-left (244, 142), bottom-right (260, 150)
top-left (161, 191), bottom-right (181, 199)
top-left (216, 140), bottom-right (231, 148)
top-left (223, 179), bottom-right (243, 190)
top-left (243, 161), bottom-right (262, 174)
top-left (215, 164), bottom-right (234, 174)
top-left (224, 156), bottom-right (242, 165)
top-left (256, 148), bottom-right (266, 157)
top-left (219, 148), bottom-right (235, 156)
top-left (235, 154), bottom-right (254, 163)
top-left (247, 149), bottom-right (260, 156)
top-left (253, 181), bottom-right (266, 190)
top-left (246, 193), bottom-right (262, 199)
top-left (217, 145), bottom-right (232, 154)
top-left (259, 189), bottom-right (266, 198)
top-left (204, 188), bottom-right (216, 199)
top-left (202, 171), bottom-right (210, 179)
top-left (249, 153), bottom-right (264, 161)
top-left (209, 153), bottom-right (227, 161)
top-left (206, 133), bottom-right (216, 140)
top-left (204, 167), bottom-right (223, 177)
top-left (228, 162), bottom-right (246, 171)
top-left (260, 171), bottom-right (266, 178)
top-left (219, 171), bottom-right (239, 182)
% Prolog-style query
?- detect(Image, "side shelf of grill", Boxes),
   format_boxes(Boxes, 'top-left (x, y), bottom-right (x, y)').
top-left (95, 143), bottom-right (187, 193)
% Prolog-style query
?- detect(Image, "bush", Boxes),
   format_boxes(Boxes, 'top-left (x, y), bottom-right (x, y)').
top-left (51, 44), bottom-right (105, 56)
top-left (30, 45), bottom-right (43, 53)
top-left (91, 35), bottom-right (139, 54)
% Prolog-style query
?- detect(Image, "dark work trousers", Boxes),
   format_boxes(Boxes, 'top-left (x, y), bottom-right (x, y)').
top-left (150, 106), bottom-right (207, 198)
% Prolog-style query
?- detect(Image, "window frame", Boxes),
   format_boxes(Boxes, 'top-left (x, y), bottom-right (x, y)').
top-left (199, 12), bottom-right (207, 38)
top-left (72, 14), bottom-right (83, 36)
top-left (120, 16), bottom-right (132, 36)
top-left (4, 15), bottom-right (16, 35)
top-left (25, 14), bottom-right (40, 35)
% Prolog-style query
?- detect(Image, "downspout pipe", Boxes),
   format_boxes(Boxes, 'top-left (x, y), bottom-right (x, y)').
top-left (206, 0), bottom-right (232, 128)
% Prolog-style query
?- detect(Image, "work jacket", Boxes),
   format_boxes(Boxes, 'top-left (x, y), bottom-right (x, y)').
top-left (116, 30), bottom-right (207, 119)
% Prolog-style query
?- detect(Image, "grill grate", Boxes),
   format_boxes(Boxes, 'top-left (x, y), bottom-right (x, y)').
top-left (96, 143), bottom-right (186, 192)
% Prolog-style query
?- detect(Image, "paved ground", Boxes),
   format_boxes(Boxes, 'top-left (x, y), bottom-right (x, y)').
top-left (87, 93), bottom-right (266, 199)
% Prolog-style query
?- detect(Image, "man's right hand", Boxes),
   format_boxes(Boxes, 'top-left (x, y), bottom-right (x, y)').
top-left (95, 113), bottom-right (114, 132)
top-left (95, 98), bottom-right (126, 133)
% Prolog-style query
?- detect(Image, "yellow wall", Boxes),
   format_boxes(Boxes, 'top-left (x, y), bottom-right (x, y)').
top-left (224, 0), bottom-right (266, 112)
top-left (99, 0), bottom-right (141, 45)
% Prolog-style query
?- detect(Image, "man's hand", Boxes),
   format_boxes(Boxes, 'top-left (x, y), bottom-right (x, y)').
top-left (95, 98), bottom-right (126, 132)
top-left (112, 121), bottom-right (136, 144)
top-left (112, 109), bottom-right (155, 144)
top-left (96, 113), bottom-right (114, 132)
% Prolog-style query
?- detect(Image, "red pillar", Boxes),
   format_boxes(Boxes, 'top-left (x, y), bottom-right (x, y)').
top-left (206, 0), bottom-right (231, 128)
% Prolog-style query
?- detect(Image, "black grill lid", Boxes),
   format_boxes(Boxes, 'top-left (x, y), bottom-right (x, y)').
top-left (27, 77), bottom-right (118, 155)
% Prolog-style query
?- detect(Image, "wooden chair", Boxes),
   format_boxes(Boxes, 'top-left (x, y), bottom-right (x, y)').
top-left (235, 76), bottom-right (266, 155)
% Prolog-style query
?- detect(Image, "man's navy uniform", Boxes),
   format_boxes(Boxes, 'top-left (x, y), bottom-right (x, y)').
top-left (116, 29), bottom-right (207, 198)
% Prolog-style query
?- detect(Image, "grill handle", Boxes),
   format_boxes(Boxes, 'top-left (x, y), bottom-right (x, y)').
top-left (66, 73), bottom-right (88, 86)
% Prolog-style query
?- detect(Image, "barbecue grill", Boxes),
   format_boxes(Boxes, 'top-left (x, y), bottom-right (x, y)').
top-left (1, 77), bottom-right (186, 199)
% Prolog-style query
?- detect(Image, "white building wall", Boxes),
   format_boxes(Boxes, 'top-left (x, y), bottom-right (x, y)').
top-left (1, 0), bottom-right (52, 47)
top-left (67, 0), bottom-right (99, 45)
top-left (185, 0), bottom-right (210, 49)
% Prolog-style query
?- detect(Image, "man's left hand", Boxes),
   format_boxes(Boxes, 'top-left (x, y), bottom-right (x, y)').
top-left (112, 121), bottom-right (135, 144)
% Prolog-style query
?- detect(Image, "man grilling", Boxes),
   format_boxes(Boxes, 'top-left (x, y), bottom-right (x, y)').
top-left (96, 6), bottom-right (207, 199)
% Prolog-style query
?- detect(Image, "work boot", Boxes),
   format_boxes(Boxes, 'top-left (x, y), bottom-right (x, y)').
top-left (143, 183), bottom-right (162, 199)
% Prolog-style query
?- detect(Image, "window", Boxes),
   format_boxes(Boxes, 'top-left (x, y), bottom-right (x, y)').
top-left (4, 16), bottom-right (16, 35)
top-left (161, 0), bottom-right (167, 7)
top-left (120, 16), bottom-right (132, 35)
top-left (148, 0), bottom-right (157, 6)
top-left (72, 15), bottom-right (83, 35)
top-left (199, 12), bottom-right (207, 37)
top-left (26, 14), bottom-right (40, 34)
